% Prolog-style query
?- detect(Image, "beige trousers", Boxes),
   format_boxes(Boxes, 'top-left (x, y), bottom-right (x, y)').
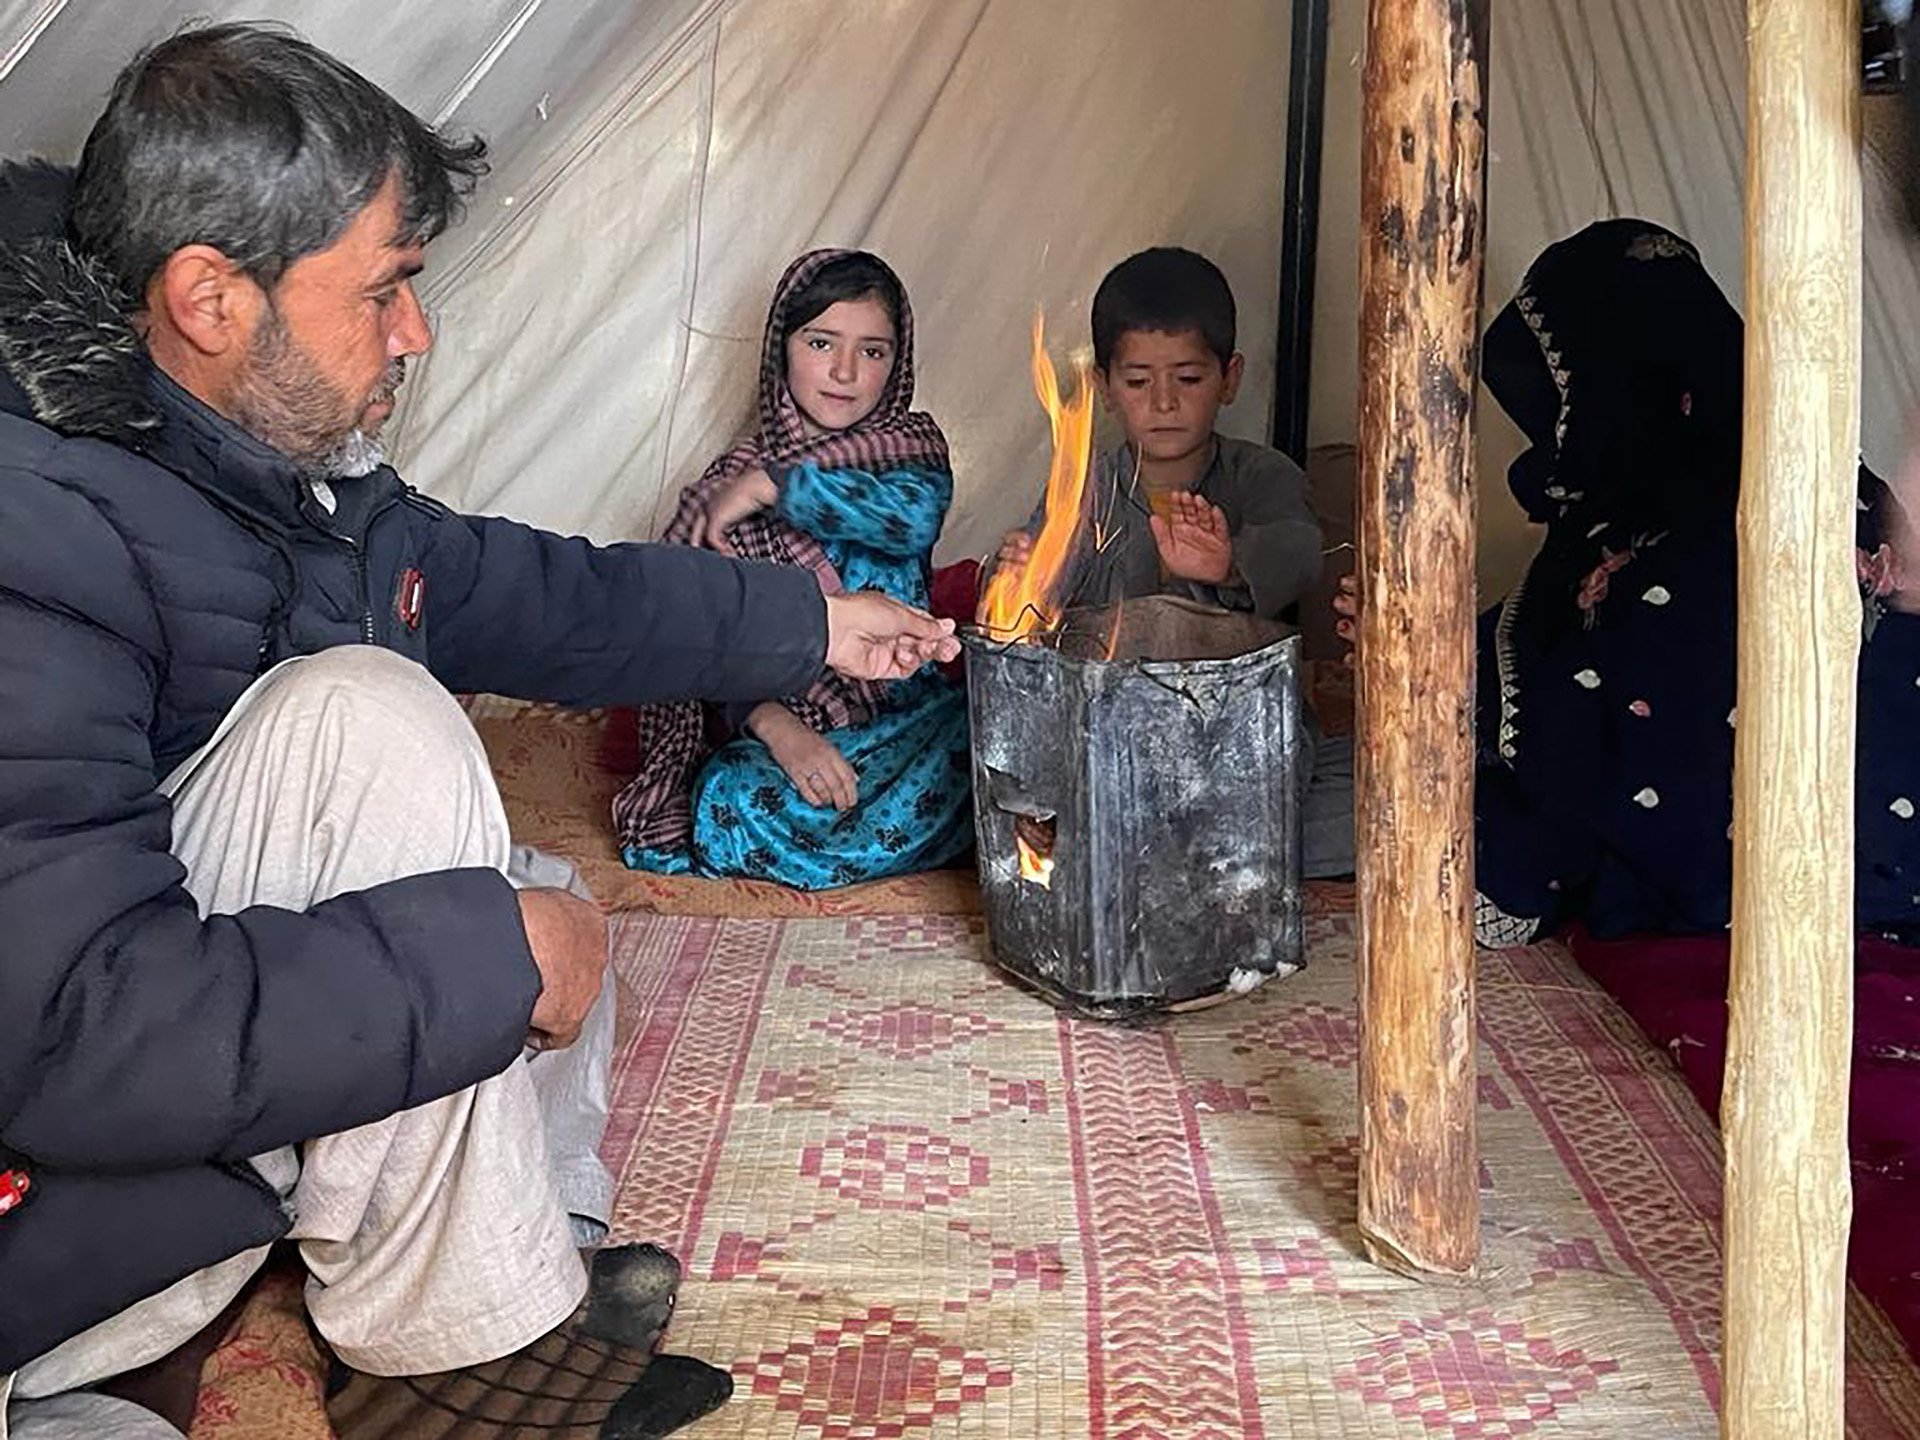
top-left (3, 648), bottom-right (610, 1438)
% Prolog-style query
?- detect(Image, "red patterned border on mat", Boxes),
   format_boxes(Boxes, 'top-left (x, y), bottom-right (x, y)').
top-left (598, 917), bottom-right (683, 1151)
top-left (604, 919), bottom-right (782, 1258)
top-left (1059, 1021), bottom-right (1267, 1440)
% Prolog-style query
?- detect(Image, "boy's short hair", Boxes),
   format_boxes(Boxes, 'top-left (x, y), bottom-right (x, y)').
top-left (1090, 247), bottom-right (1237, 372)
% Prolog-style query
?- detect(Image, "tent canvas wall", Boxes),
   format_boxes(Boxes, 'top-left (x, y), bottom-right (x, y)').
top-left (5, 0), bottom-right (1920, 604)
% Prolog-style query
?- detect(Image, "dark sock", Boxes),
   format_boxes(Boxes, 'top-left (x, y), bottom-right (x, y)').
top-left (326, 1244), bottom-right (725, 1438)
top-left (328, 1332), bottom-right (730, 1438)
top-left (580, 1243), bottom-right (681, 1350)
top-left (602, 1354), bottom-right (734, 1438)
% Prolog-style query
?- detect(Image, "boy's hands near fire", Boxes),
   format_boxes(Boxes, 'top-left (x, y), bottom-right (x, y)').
top-left (1150, 493), bottom-right (1234, 584)
top-left (823, 591), bottom-right (959, 680)
top-left (1333, 573), bottom-right (1358, 667)
top-left (691, 467), bottom-right (779, 555)
top-left (750, 702), bottom-right (859, 810)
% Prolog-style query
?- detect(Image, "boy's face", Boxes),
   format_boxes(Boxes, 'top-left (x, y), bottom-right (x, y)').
top-left (1098, 328), bottom-right (1244, 467)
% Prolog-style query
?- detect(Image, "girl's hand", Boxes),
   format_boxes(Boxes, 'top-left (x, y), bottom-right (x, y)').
top-left (1332, 572), bottom-right (1358, 668)
top-left (748, 702), bottom-right (859, 811)
top-left (692, 468), bottom-right (779, 555)
top-left (1149, 493), bottom-right (1234, 584)
top-left (996, 530), bottom-right (1033, 572)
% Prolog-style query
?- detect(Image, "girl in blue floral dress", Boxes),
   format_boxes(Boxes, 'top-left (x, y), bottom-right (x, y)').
top-left (612, 249), bottom-right (972, 889)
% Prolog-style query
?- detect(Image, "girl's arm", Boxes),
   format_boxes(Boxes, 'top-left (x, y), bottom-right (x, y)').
top-left (776, 462), bottom-right (953, 558)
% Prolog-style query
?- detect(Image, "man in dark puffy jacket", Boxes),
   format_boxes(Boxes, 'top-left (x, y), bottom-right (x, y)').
top-left (0, 23), bottom-right (960, 1440)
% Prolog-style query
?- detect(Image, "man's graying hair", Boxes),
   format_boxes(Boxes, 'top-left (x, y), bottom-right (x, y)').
top-left (70, 22), bottom-right (488, 301)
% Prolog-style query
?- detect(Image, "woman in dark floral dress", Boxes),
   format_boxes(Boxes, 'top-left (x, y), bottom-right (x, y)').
top-left (1465, 220), bottom-right (1920, 944)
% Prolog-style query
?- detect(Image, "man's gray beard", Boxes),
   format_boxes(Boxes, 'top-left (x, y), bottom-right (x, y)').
top-left (313, 428), bottom-right (388, 480)
top-left (230, 304), bottom-right (398, 481)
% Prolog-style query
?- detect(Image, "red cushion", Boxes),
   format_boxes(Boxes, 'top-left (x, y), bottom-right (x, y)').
top-left (930, 560), bottom-right (980, 625)
top-left (929, 561), bottom-right (980, 684)
top-left (599, 706), bottom-right (640, 774)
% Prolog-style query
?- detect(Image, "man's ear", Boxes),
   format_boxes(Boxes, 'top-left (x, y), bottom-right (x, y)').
top-left (1221, 352), bottom-right (1246, 406)
top-left (148, 246), bottom-right (258, 359)
top-left (1095, 365), bottom-right (1117, 415)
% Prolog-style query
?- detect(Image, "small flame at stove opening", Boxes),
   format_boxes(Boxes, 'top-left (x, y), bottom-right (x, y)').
top-left (1013, 813), bottom-right (1057, 887)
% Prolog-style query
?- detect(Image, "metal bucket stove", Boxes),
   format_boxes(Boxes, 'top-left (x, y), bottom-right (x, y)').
top-left (962, 595), bottom-right (1306, 1019)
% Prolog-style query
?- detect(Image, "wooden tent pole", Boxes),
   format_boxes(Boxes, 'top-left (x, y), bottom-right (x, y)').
top-left (1353, 0), bottom-right (1489, 1277)
top-left (1723, 0), bottom-right (1861, 1433)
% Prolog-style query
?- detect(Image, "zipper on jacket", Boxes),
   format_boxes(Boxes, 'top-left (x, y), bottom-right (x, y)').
top-left (304, 486), bottom-right (402, 647)
top-left (315, 528), bottom-right (376, 644)
top-left (349, 539), bottom-right (374, 643)
top-left (351, 490), bottom-right (405, 644)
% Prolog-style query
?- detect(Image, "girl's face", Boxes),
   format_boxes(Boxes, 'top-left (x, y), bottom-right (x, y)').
top-left (784, 295), bottom-right (896, 433)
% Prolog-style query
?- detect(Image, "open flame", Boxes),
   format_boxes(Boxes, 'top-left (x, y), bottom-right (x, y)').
top-left (976, 311), bottom-right (1098, 643)
top-left (1016, 835), bottom-right (1055, 886)
top-left (1013, 813), bottom-right (1057, 887)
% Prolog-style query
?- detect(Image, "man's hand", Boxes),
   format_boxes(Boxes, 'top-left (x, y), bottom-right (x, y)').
top-left (690, 468), bottom-right (779, 556)
top-left (1332, 572), bottom-right (1358, 668)
top-left (749, 702), bottom-right (859, 810)
top-left (516, 887), bottom-right (607, 1051)
top-left (824, 590), bottom-right (959, 680)
top-left (996, 530), bottom-right (1032, 573)
top-left (1149, 492), bottom-right (1234, 584)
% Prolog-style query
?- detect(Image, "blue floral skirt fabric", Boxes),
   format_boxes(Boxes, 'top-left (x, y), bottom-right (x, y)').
top-left (623, 671), bottom-right (973, 890)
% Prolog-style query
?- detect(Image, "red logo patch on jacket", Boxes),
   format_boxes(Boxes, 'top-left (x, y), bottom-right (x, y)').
top-left (394, 568), bottom-right (426, 631)
top-left (0, 1168), bottom-right (29, 1219)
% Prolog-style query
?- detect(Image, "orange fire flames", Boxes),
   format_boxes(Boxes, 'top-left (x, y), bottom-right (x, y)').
top-left (1012, 813), bottom-right (1057, 887)
top-left (1016, 833), bottom-right (1055, 887)
top-left (976, 312), bottom-right (1098, 643)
